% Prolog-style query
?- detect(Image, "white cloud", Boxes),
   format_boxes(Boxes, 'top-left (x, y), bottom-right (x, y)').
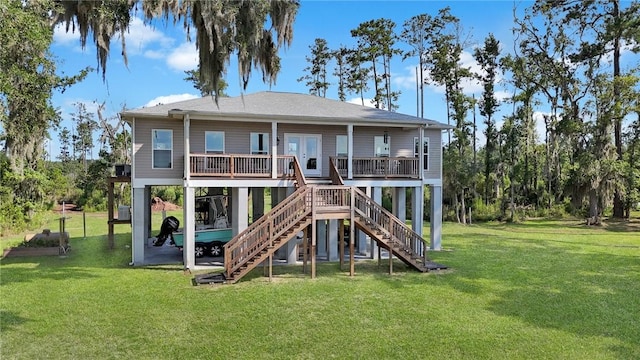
top-left (166, 42), bottom-right (198, 72)
top-left (532, 111), bottom-right (550, 144)
top-left (59, 98), bottom-right (103, 121)
top-left (347, 97), bottom-right (377, 108)
top-left (144, 50), bottom-right (165, 60)
top-left (393, 65), bottom-right (420, 90)
top-left (144, 93), bottom-right (199, 107)
top-left (53, 22), bottom-right (79, 45)
top-left (119, 17), bottom-right (174, 55)
top-left (55, 16), bottom-right (175, 62)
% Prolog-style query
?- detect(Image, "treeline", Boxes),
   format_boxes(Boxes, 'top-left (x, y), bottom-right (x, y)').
top-left (296, 2), bottom-right (640, 223)
top-left (2, 1), bottom-right (639, 236)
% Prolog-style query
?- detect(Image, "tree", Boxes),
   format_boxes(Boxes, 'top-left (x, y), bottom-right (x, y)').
top-left (332, 46), bottom-right (350, 102)
top-left (345, 47), bottom-right (370, 105)
top-left (533, 0), bottom-right (640, 217)
top-left (71, 102), bottom-right (97, 173)
top-left (0, 0), bottom-right (89, 175)
top-left (298, 38), bottom-right (332, 97)
top-left (400, 13), bottom-right (446, 118)
top-left (473, 34), bottom-right (502, 205)
top-left (427, 8), bottom-right (474, 223)
top-left (184, 67), bottom-right (228, 97)
top-left (57, 127), bottom-right (72, 162)
top-left (351, 18), bottom-right (401, 110)
top-left (624, 110), bottom-right (640, 217)
top-left (53, 0), bottom-right (299, 103)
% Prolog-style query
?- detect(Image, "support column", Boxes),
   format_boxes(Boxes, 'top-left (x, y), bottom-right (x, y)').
top-left (430, 185), bottom-right (442, 251)
top-left (393, 187), bottom-right (406, 222)
top-left (370, 186), bottom-right (382, 259)
top-left (144, 186), bottom-right (152, 240)
top-left (347, 124), bottom-right (353, 180)
top-left (251, 187), bottom-right (265, 223)
top-left (317, 220), bottom-right (327, 259)
top-left (183, 186), bottom-right (196, 270)
top-left (328, 219), bottom-right (339, 261)
top-left (132, 187), bottom-right (146, 265)
top-left (231, 187), bottom-right (249, 236)
top-left (356, 187), bottom-right (370, 255)
top-left (412, 185), bottom-right (424, 236)
top-left (412, 185), bottom-right (424, 254)
top-left (272, 187), bottom-right (284, 260)
top-left (271, 122), bottom-right (278, 179)
top-left (284, 187), bottom-right (298, 264)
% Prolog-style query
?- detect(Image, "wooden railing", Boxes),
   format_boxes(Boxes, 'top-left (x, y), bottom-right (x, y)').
top-left (352, 187), bottom-right (428, 262)
top-left (329, 157), bottom-right (345, 185)
top-left (333, 157), bottom-right (420, 179)
top-left (191, 154), bottom-right (420, 179)
top-left (313, 186), bottom-right (351, 215)
top-left (190, 154), bottom-right (296, 178)
top-left (290, 155), bottom-right (307, 188)
top-left (224, 186), bottom-right (312, 277)
top-left (224, 184), bottom-right (428, 282)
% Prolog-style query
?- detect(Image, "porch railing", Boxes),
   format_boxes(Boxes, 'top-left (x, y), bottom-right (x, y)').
top-left (190, 154), bottom-right (295, 178)
top-left (190, 154), bottom-right (420, 179)
top-left (332, 157), bottom-right (420, 179)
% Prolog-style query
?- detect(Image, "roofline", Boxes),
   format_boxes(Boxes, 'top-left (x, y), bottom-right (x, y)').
top-left (121, 109), bottom-right (452, 129)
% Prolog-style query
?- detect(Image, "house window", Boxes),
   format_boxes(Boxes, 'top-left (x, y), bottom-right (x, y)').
top-left (250, 133), bottom-right (270, 154)
top-left (205, 131), bottom-right (224, 154)
top-left (152, 129), bottom-right (172, 169)
top-left (414, 137), bottom-right (429, 170)
top-left (374, 135), bottom-right (390, 157)
top-left (336, 135), bottom-right (348, 157)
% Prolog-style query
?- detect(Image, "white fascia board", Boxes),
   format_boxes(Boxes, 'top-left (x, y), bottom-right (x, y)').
top-left (342, 179), bottom-right (423, 188)
top-left (132, 178), bottom-right (183, 188)
top-left (186, 179), bottom-right (297, 188)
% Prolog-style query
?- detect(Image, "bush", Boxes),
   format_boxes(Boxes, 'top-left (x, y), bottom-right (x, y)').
top-left (471, 199), bottom-right (501, 222)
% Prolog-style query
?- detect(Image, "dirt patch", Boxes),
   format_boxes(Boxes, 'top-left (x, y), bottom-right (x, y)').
top-left (53, 203), bottom-right (80, 213)
top-left (151, 197), bottom-right (182, 212)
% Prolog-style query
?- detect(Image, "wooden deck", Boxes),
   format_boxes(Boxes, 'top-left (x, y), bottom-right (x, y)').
top-left (188, 154), bottom-right (420, 179)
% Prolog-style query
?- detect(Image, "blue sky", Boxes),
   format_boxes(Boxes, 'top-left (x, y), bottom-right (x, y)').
top-left (46, 0), bottom-right (637, 159)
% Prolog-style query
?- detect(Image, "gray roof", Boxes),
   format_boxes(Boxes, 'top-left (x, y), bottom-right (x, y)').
top-left (121, 91), bottom-right (451, 129)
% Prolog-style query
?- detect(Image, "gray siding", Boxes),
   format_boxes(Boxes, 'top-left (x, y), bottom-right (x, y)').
top-left (134, 117), bottom-right (184, 179)
top-left (133, 117), bottom-right (442, 180)
top-left (423, 129), bottom-right (442, 180)
top-left (352, 126), bottom-right (418, 158)
top-left (190, 120), bottom-right (271, 153)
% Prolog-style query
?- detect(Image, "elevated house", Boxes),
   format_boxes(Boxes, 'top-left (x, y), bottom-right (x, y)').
top-left (120, 91), bottom-right (451, 282)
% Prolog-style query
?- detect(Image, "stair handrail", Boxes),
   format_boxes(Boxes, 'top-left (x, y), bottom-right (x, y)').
top-left (352, 187), bottom-right (429, 262)
top-left (224, 186), bottom-right (312, 276)
top-left (329, 157), bottom-right (345, 185)
top-left (291, 156), bottom-right (307, 188)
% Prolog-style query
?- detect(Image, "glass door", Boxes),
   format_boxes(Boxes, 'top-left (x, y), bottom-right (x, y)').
top-left (285, 134), bottom-right (322, 176)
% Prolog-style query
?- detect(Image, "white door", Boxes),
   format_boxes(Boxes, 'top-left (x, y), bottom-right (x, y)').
top-left (285, 134), bottom-right (322, 176)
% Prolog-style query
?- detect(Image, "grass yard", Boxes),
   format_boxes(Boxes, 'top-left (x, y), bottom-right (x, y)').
top-left (1, 212), bottom-right (639, 359)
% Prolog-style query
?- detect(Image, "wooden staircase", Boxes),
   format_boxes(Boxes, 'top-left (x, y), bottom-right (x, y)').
top-left (223, 186), bottom-right (312, 283)
top-left (222, 159), bottom-right (430, 283)
top-left (352, 187), bottom-right (429, 272)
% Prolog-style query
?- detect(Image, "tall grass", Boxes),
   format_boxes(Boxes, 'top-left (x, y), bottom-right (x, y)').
top-left (1, 213), bottom-right (639, 359)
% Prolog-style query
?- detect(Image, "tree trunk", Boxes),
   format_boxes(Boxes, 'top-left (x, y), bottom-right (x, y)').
top-left (612, 0), bottom-right (625, 218)
top-left (460, 188), bottom-right (467, 225)
top-left (588, 189), bottom-right (599, 225)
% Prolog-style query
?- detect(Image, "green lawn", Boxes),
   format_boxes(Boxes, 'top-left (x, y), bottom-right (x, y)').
top-left (1, 212), bottom-right (639, 359)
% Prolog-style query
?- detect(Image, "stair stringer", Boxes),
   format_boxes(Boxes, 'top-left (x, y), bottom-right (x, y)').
top-left (351, 187), bottom-right (430, 273)
top-left (353, 215), bottom-right (429, 272)
top-left (224, 186), bottom-right (312, 283)
top-left (225, 216), bottom-right (312, 283)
